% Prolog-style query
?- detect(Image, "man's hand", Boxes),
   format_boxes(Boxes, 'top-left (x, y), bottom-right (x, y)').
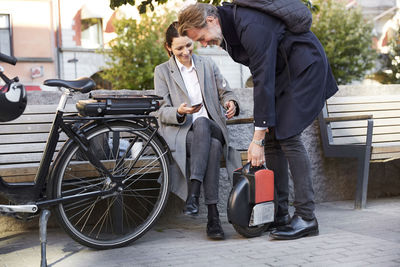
top-left (224, 100), bottom-right (236, 119)
top-left (177, 103), bottom-right (202, 115)
top-left (247, 129), bottom-right (267, 166)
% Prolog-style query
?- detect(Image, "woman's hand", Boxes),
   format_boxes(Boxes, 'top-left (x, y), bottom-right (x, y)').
top-left (247, 129), bottom-right (267, 166)
top-left (224, 100), bottom-right (236, 119)
top-left (177, 103), bottom-right (202, 115)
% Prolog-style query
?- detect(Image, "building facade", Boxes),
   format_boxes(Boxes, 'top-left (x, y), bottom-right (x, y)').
top-left (0, 0), bottom-right (57, 91)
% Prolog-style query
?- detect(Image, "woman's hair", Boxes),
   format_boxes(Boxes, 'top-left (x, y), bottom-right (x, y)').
top-left (164, 21), bottom-right (180, 57)
top-left (178, 3), bottom-right (219, 36)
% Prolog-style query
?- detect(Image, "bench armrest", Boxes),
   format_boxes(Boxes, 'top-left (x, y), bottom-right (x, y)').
top-left (226, 117), bottom-right (254, 125)
top-left (324, 114), bottom-right (372, 123)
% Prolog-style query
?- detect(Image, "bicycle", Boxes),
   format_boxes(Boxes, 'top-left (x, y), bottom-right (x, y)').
top-left (0, 53), bottom-right (171, 266)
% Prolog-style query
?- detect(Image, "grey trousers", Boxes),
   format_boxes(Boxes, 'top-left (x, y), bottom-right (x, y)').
top-left (186, 117), bottom-right (224, 205)
top-left (264, 128), bottom-right (315, 220)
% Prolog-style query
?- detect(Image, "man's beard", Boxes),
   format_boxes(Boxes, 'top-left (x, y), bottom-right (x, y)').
top-left (208, 37), bottom-right (223, 46)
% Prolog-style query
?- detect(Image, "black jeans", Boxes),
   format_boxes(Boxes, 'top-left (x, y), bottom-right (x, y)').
top-left (264, 128), bottom-right (315, 220)
top-left (186, 117), bottom-right (224, 205)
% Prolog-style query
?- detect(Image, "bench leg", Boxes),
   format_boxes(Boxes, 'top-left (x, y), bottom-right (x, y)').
top-left (354, 157), bottom-right (370, 209)
top-left (355, 120), bottom-right (373, 209)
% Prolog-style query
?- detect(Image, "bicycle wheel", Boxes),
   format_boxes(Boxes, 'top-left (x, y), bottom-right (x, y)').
top-left (50, 121), bottom-right (170, 249)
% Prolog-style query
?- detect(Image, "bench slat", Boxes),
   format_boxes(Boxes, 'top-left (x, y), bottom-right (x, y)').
top-left (371, 152), bottom-right (400, 160)
top-left (0, 133), bottom-right (67, 144)
top-left (6, 114), bottom-right (58, 124)
top-left (330, 118), bottom-right (400, 128)
top-left (0, 124), bottom-right (52, 134)
top-left (327, 95), bottom-right (400, 104)
top-left (332, 133), bottom-right (400, 145)
top-left (328, 102), bottom-right (400, 113)
top-left (0, 152), bottom-right (58, 164)
top-left (372, 143), bottom-right (400, 152)
top-left (0, 159), bottom-right (162, 182)
top-left (0, 142), bottom-right (64, 154)
top-left (22, 104), bottom-right (76, 114)
top-left (332, 125), bottom-right (400, 136)
top-left (329, 110), bottom-right (400, 120)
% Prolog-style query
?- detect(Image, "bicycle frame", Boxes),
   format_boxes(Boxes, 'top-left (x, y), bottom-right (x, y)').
top-left (0, 88), bottom-right (162, 211)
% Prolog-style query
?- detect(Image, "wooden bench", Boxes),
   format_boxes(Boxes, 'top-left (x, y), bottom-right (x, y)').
top-left (0, 104), bottom-right (76, 183)
top-left (319, 94), bottom-right (400, 209)
top-left (0, 103), bottom-right (252, 184)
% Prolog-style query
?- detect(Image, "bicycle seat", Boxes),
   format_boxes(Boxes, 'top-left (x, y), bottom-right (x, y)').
top-left (44, 77), bottom-right (96, 93)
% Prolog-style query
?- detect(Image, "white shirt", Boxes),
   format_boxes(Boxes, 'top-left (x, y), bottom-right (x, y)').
top-left (175, 57), bottom-right (209, 122)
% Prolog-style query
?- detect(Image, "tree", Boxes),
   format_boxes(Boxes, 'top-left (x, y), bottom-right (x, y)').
top-left (311, 0), bottom-right (376, 84)
top-left (110, 0), bottom-right (318, 14)
top-left (100, 12), bottom-right (175, 90)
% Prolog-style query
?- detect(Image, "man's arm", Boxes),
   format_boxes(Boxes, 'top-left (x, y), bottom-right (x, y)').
top-left (239, 23), bottom-right (279, 129)
top-left (238, 23), bottom-right (280, 166)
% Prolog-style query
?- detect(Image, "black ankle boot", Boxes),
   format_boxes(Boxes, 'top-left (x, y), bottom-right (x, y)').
top-left (183, 180), bottom-right (201, 215)
top-left (207, 204), bottom-right (225, 240)
top-left (183, 194), bottom-right (199, 215)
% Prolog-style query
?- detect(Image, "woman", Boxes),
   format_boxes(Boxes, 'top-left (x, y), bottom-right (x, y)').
top-left (154, 22), bottom-right (241, 240)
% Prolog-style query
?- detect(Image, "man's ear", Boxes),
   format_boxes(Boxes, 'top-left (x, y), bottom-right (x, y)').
top-left (206, 16), bottom-right (216, 24)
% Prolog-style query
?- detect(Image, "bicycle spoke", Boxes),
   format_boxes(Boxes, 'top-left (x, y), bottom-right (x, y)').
top-left (123, 151), bottom-right (167, 186)
top-left (61, 180), bottom-right (105, 195)
top-left (64, 197), bottom-right (98, 213)
top-left (88, 197), bottom-right (117, 238)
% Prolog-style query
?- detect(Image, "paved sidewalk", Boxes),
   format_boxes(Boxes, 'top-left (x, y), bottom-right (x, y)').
top-left (1, 197), bottom-right (400, 267)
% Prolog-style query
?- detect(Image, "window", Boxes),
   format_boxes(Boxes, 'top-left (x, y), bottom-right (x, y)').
top-left (81, 18), bottom-right (103, 48)
top-left (0, 14), bottom-right (11, 56)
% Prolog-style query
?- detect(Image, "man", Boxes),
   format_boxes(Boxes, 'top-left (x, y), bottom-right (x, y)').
top-left (178, 2), bottom-right (338, 240)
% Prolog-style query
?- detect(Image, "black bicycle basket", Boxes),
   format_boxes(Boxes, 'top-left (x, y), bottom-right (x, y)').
top-left (76, 94), bottom-right (163, 117)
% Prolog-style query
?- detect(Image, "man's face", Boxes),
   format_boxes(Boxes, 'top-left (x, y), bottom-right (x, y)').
top-left (185, 16), bottom-right (223, 47)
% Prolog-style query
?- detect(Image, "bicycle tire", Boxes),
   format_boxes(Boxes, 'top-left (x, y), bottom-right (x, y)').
top-left (49, 121), bottom-right (170, 249)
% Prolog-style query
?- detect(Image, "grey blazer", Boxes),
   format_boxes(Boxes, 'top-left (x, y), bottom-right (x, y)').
top-left (154, 54), bottom-right (241, 201)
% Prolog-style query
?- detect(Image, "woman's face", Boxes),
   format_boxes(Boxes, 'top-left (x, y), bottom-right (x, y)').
top-left (168, 36), bottom-right (194, 67)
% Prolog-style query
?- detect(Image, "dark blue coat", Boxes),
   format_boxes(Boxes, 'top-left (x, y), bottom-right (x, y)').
top-left (217, 4), bottom-right (338, 139)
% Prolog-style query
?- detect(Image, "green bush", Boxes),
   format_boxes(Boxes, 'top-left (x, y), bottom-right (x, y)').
top-left (100, 12), bottom-right (175, 90)
top-left (311, 0), bottom-right (376, 84)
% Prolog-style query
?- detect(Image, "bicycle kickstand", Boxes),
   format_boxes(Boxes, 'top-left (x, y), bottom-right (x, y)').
top-left (39, 209), bottom-right (51, 267)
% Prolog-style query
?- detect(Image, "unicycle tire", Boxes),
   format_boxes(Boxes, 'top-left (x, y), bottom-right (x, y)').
top-left (232, 223), bottom-right (270, 238)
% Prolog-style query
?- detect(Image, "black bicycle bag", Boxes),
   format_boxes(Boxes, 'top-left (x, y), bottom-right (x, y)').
top-left (76, 94), bottom-right (162, 117)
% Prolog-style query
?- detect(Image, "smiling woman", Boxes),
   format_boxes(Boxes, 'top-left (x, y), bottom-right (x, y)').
top-left (154, 21), bottom-right (241, 240)
top-left (164, 23), bottom-right (194, 67)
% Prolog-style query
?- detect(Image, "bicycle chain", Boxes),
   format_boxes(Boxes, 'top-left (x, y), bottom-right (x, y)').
top-left (0, 210), bottom-right (19, 219)
top-left (0, 210), bottom-right (38, 220)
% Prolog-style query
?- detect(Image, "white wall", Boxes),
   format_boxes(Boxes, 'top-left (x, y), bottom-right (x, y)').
top-left (197, 46), bottom-right (251, 89)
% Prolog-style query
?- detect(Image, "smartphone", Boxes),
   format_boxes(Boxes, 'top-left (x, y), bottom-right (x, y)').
top-left (191, 102), bottom-right (202, 108)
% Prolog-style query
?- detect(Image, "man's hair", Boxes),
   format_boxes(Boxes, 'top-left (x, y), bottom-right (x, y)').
top-left (178, 3), bottom-right (219, 36)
